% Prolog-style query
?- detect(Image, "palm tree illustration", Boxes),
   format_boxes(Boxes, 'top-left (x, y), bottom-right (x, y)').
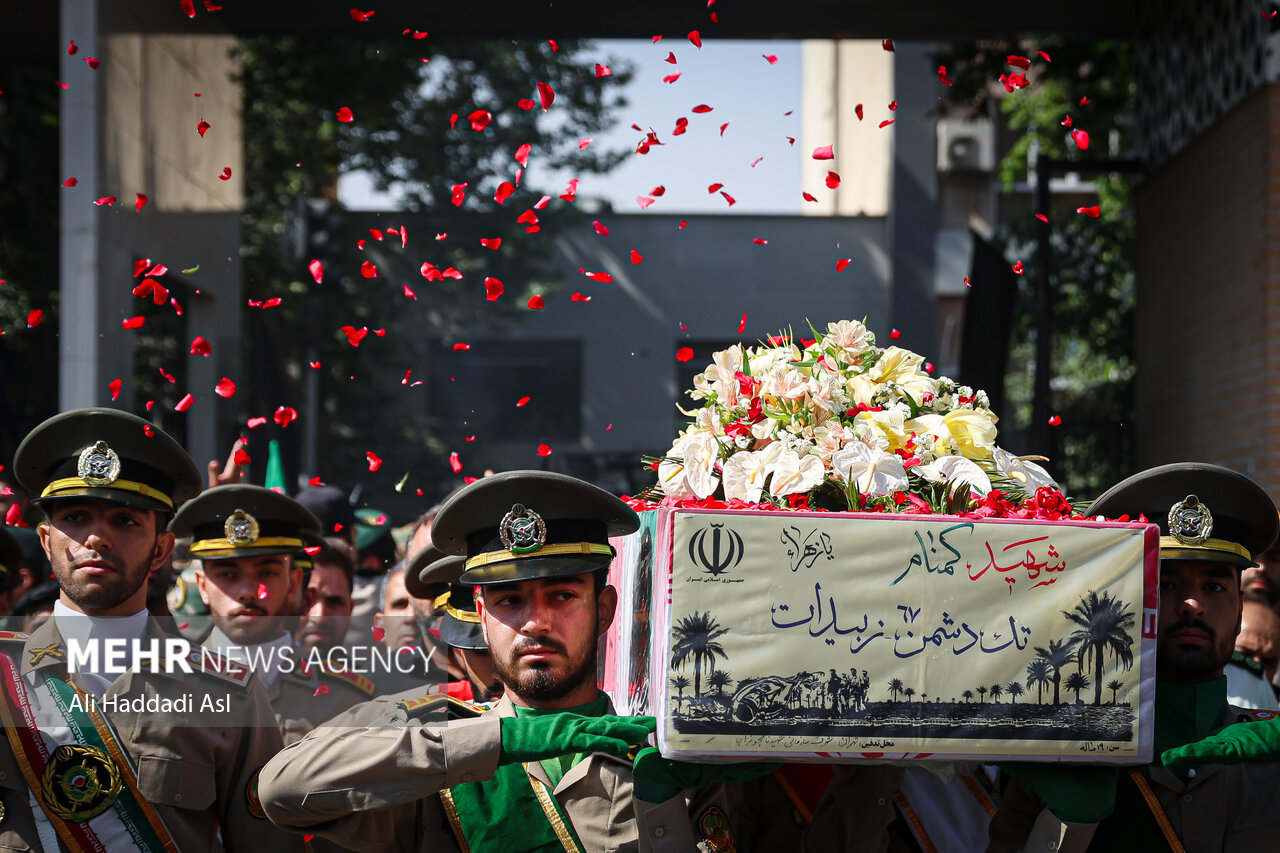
top-left (1065, 671), bottom-right (1090, 704)
top-left (962, 689), bottom-right (974, 703)
top-left (1107, 679), bottom-right (1123, 704)
top-left (1007, 682), bottom-right (1024, 704)
top-left (989, 683), bottom-right (1003, 704)
top-left (1025, 659), bottom-right (1052, 705)
top-left (903, 687), bottom-right (916, 702)
top-left (976, 685), bottom-right (987, 703)
top-left (707, 669), bottom-right (734, 699)
top-left (670, 674), bottom-right (690, 709)
top-left (1033, 638), bottom-right (1074, 705)
top-left (671, 611), bottom-right (729, 696)
top-left (888, 678), bottom-right (904, 702)
top-left (1063, 591), bottom-right (1136, 706)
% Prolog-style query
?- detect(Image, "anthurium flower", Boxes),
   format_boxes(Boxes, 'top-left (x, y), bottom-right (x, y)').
top-left (721, 445), bottom-right (780, 503)
top-left (765, 448), bottom-right (824, 497)
top-left (831, 441), bottom-right (908, 496)
top-left (916, 455), bottom-right (992, 494)
top-left (992, 447), bottom-right (1059, 490)
top-left (658, 432), bottom-right (721, 500)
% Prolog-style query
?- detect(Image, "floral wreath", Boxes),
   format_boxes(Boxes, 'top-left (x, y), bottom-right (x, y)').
top-left (629, 319), bottom-right (1076, 521)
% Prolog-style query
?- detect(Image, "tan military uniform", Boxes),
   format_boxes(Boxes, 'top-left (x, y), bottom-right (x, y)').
top-left (261, 694), bottom-right (735, 853)
top-left (995, 705), bottom-right (1280, 853)
top-left (0, 618), bottom-right (303, 852)
top-left (266, 658), bottom-right (374, 746)
top-left (317, 682), bottom-right (485, 728)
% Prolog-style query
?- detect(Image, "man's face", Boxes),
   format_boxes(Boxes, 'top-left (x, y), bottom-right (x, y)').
top-left (478, 573), bottom-right (615, 708)
top-left (374, 570), bottom-right (420, 651)
top-left (39, 499), bottom-right (173, 618)
top-left (453, 646), bottom-right (504, 703)
top-left (297, 562), bottom-right (353, 656)
top-left (196, 554), bottom-right (300, 646)
top-left (1241, 564), bottom-right (1276, 605)
top-left (1157, 560), bottom-right (1242, 683)
top-left (1236, 600), bottom-right (1280, 682)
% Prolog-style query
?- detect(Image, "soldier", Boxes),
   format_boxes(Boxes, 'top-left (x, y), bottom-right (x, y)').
top-left (989, 462), bottom-right (1280, 851)
top-left (172, 484), bottom-right (373, 744)
top-left (295, 537), bottom-right (357, 659)
top-left (260, 470), bottom-right (758, 852)
top-left (0, 407), bottom-right (302, 852)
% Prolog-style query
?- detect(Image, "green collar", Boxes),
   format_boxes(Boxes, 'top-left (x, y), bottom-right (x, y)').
top-left (1154, 676), bottom-right (1226, 756)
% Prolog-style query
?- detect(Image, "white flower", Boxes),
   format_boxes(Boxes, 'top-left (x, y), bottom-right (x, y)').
top-left (658, 432), bottom-right (722, 499)
top-left (824, 319), bottom-right (872, 353)
top-left (766, 448), bottom-right (825, 497)
top-left (915, 455), bottom-right (992, 495)
top-left (992, 447), bottom-right (1058, 491)
top-left (721, 444), bottom-right (784, 502)
top-left (831, 442), bottom-right (909, 496)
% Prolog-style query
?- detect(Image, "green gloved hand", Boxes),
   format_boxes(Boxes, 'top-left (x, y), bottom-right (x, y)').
top-left (631, 746), bottom-right (780, 803)
top-left (1160, 715), bottom-right (1280, 770)
top-left (999, 762), bottom-right (1118, 824)
top-left (499, 714), bottom-right (656, 766)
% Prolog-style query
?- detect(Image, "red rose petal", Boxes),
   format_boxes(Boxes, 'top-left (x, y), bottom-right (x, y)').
top-left (879, 119), bottom-right (895, 128)
top-left (197, 119), bottom-right (210, 137)
top-left (631, 249), bottom-right (643, 264)
top-left (494, 182), bottom-right (515, 205)
top-left (341, 326), bottom-right (368, 346)
top-left (122, 316), bottom-right (145, 329)
top-left (308, 258), bottom-right (324, 284)
top-left (108, 378), bottom-right (122, 400)
top-left (738, 313), bottom-right (748, 333)
top-left (484, 277), bottom-right (503, 301)
top-left (480, 237), bottom-right (502, 250)
top-left (469, 109), bottom-right (492, 132)
top-left (1035, 213), bottom-right (1049, 223)
top-left (190, 335), bottom-right (211, 356)
top-left (516, 396), bottom-right (531, 408)
top-left (63, 177), bottom-right (78, 187)
top-left (67, 40), bottom-right (78, 55)
top-left (313, 685), bottom-right (330, 698)
top-left (257, 582), bottom-right (269, 601)
top-left (371, 626), bottom-right (385, 642)
top-left (763, 54), bottom-right (778, 64)
top-left (687, 30), bottom-right (702, 48)
top-left (537, 81), bottom-right (554, 110)
top-left (336, 106), bottom-right (354, 123)
top-left (214, 377), bottom-right (236, 398)
top-left (175, 393), bottom-right (195, 412)
top-left (802, 192), bottom-right (817, 202)
top-left (691, 104), bottom-right (713, 113)
top-left (836, 259), bottom-right (851, 272)
top-left (752, 238), bottom-right (766, 244)
top-left (571, 292), bottom-right (590, 302)
top-left (452, 342), bottom-right (471, 351)
top-left (595, 63), bottom-right (611, 77)
top-left (274, 406), bottom-right (299, 427)
top-left (663, 72), bottom-right (682, 84)
top-left (1076, 205), bottom-right (1101, 218)
top-left (1048, 415), bottom-right (1063, 426)
top-left (514, 143), bottom-right (531, 167)
top-left (676, 346), bottom-right (694, 362)
top-left (825, 171), bottom-right (841, 189)
top-left (1006, 55), bottom-right (1031, 70)
top-left (517, 99), bottom-right (535, 110)
top-left (882, 39), bottom-right (894, 52)
top-left (1071, 129), bottom-right (1090, 150)
top-left (812, 144), bottom-right (834, 160)
top-left (636, 196), bottom-right (655, 210)
top-left (247, 417), bottom-right (268, 429)
top-left (135, 193), bottom-right (148, 212)
top-left (582, 270), bottom-right (613, 283)
top-left (856, 104), bottom-right (864, 121)
top-left (592, 220), bottom-right (609, 236)
top-left (233, 448), bottom-right (251, 466)
top-left (890, 329), bottom-right (901, 339)
top-left (218, 166), bottom-right (232, 181)
top-left (366, 451), bottom-right (382, 472)
top-left (537, 443), bottom-right (553, 457)
top-left (721, 191), bottom-right (736, 206)
top-left (1011, 261), bottom-right (1025, 275)
top-left (449, 452), bottom-right (463, 474)
top-left (26, 309), bottom-right (43, 328)
top-left (528, 294), bottom-right (544, 310)
top-left (94, 196), bottom-right (116, 206)
top-left (937, 66), bottom-right (953, 86)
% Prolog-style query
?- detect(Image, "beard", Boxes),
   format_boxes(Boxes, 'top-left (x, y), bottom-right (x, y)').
top-left (491, 624), bottom-right (598, 703)
top-left (56, 551), bottom-right (150, 613)
top-left (1158, 617), bottom-right (1234, 681)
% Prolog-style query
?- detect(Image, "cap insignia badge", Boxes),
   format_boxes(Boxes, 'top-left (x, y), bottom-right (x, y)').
top-left (225, 509), bottom-right (260, 545)
top-left (499, 503), bottom-right (546, 554)
top-left (77, 441), bottom-right (121, 487)
top-left (1169, 494), bottom-right (1213, 545)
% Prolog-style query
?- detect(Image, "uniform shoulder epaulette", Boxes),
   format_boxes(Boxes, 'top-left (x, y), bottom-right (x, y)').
top-left (0, 631), bottom-right (30, 642)
top-left (183, 646), bottom-right (253, 689)
top-left (1230, 650), bottom-right (1265, 676)
top-left (316, 663), bottom-right (376, 697)
top-left (397, 691), bottom-right (485, 721)
top-left (1236, 708), bottom-right (1277, 723)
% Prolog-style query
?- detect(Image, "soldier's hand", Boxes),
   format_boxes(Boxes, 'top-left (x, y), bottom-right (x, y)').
top-left (1160, 714), bottom-right (1280, 769)
top-left (999, 762), bottom-right (1118, 823)
top-left (499, 714), bottom-right (655, 765)
top-left (207, 439), bottom-right (248, 489)
top-left (631, 746), bottom-right (779, 803)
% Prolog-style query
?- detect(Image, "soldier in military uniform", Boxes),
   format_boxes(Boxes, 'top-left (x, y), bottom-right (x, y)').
top-left (171, 484), bottom-right (374, 744)
top-left (989, 462), bottom-right (1280, 852)
top-left (260, 470), bottom-right (758, 853)
top-left (0, 407), bottom-right (302, 852)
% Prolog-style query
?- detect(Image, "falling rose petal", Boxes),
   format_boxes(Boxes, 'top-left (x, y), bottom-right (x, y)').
top-left (341, 326), bottom-right (368, 346)
top-left (802, 192), bottom-right (817, 202)
top-left (514, 143), bottom-right (531, 167)
top-left (1006, 55), bottom-right (1031, 70)
top-left (707, 183), bottom-right (724, 194)
top-left (527, 294), bottom-right (544, 310)
top-left (937, 66), bottom-right (953, 86)
top-left (364, 451), bottom-right (383, 473)
top-left (663, 51), bottom-right (677, 64)
top-left (308, 258), bottom-right (324, 284)
top-left (1038, 50), bottom-right (1052, 62)
top-left (494, 182), bottom-right (515, 204)
top-left (595, 63), bottom-right (611, 77)
top-left (480, 237), bottom-right (502, 250)
top-left (750, 157), bottom-right (764, 168)
top-left (663, 72), bottom-right (682, 84)
top-left (1076, 205), bottom-right (1101, 218)
top-left (484, 277), bottom-right (504, 301)
top-left (336, 106), bottom-right (354, 123)
top-left (836, 259), bottom-right (851, 272)
top-left (360, 261), bottom-right (379, 279)
top-left (159, 367), bottom-right (176, 384)
top-left (812, 144), bottom-right (834, 160)
top-left (1070, 129), bottom-right (1090, 150)
top-left (233, 448), bottom-right (251, 466)
top-left (26, 309), bottom-right (43, 328)
top-left (889, 100), bottom-right (898, 111)
top-left (402, 284), bottom-right (417, 299)
top-left (636, 196), bottom-right (655, 210)
top-left (687, 30), bottom-right (702, 48)
top-left (882, 38), bottom-right (894, 51)
top-left (1061, 114), bottom-right (1073, 128)
top-left (517, 98), bottom-right (535, 110)
top-left (532, 195), bottom-right (550, 209)
top-left (649, 185), bottom-right (667, 197)
top-left (68, 40), bottom-right (78, 54)
top-left (631, 249), bottom-right (643, 264)
top-left (763, 54), bottom-right (778, 64)
top-left (371, 626), bottom-right (385, 642)
top-left (691, 104), bottom-right (713, 113)
top-left (855, 104), bottom-right (864, 121)
top-left (350, 8), bottom-right (375, 21)
top-left (592, 220), bottom-right (610, 236)
top-left (197, 119), bottom-right (210, 137)
top-left (1011, 260), bottom-right (1025, 275)
top-left (313, 685), bottom-right (330, 698)
top-left (190, 335), bottom-right (211, 356)
top-left (1035, 213), bottom-right (1049, 224)
top-left (122, 316), bottom-right (146, 329)
top-left (577, 137), bottom-right (592, 149)
top-left (537, 81), bottom-right (554, 110)
top-left (571, 292), bottom-right (590, 302)
top-left (218, 166), bottom-right (232, 181)
top-left (738, 313), bottom-right (748, 334)
top-left (752, 238), bottom-right (766, 244)
top-left (721, 191), bottom-right (736, 206)
top-left (675, 346), bottom-right (695, 363)
top-left (879, 119), bottom-right (895, 128)
top-left (452, 342), bottom-right (471, 352)
top-left (583, 271), bottom-right (614, 283)
top-left (786, 136), bottom-right (795, 146)
top-left (148, 263), bottom-right (168, 277)
top-left (825, 171), bottom-right (841, 189)
top-left (135, 193), bottom-right (148, 211)
top-left (256, 582), bottom-right (269, 601)
top-left (964, 276), bottom-right (972, 287)
top-left (720, 122), bottom-right (729, 136)
top-left (1048, 415), bottom-right (1063, 426)
top-left (274, 406), bottom-right (298, 427)
top-left (468, 109), bottom-right (492, 132)
top-left (63, 177), bottom-right (78, 187)
top-left (175, 393), bottom-right (195, 412)
top-left (94, 196), bottom-right (116, 206)
top-left (547, 38), bottom-right (558, 51)
top-left (889, 329), bottom-right (903, 340)
top-left (214, 377), bottom-right (236, 398)
top-left (924, 362), bottom-right (934, 374)
top-left (516, 396), bottom-right (531, 408)
top-left (1079, 96), bottom-right (1091, 106)
top-left (108, 378), bottom-right (122, 400)
top-left (536, 443), bottom-right (553, 457)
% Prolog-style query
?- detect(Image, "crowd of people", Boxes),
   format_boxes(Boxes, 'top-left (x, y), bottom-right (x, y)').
top-left (0, 407), bottom-right (1277, 852)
